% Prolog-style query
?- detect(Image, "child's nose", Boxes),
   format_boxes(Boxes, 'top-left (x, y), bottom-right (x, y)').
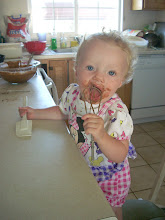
top-left (94, 71), bottom-right (105, 82)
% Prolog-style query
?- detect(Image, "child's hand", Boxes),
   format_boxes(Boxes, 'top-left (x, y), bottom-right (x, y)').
top-left (18, 107), bottom-right (34, 120)
top-left (82, 113), bottom-right (106, 142)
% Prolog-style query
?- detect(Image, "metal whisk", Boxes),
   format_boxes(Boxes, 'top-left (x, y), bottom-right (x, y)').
top-left (83, 86), bottom-right (102, 161)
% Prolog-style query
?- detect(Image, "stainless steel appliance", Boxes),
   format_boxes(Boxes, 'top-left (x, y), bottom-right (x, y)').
top-left (155, 22), bottom-right (165, 48)
top-left (131, 54), bottom-right (165, 124)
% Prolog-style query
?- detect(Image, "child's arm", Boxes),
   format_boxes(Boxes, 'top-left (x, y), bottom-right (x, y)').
top-left (19, 106), bottom-right (67, 120)
top-left (82, 113), bottom-right (129, 163)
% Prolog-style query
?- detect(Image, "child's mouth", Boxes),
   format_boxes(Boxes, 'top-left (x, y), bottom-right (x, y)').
top-left (89, 85), bottom-right (102, 103)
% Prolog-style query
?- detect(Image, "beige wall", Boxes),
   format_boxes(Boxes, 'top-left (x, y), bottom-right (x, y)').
top-left (156, 11), bottom-right (165, 21)
top-left (123, 0), bottom-right (156, 29)
top-left (0, 0), bottom-right (164, 37)
top-left (0, 0), bottom-right (29, 37)
top-left (123, 0), bottom-right (165, 30)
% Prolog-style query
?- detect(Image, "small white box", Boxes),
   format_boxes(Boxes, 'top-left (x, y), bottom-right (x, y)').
top-left (0, 43), bottom-right (22, 59)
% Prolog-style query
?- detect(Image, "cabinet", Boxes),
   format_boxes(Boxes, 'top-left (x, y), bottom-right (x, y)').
top-left (49, 60), bottom-right (68, 98)
top-left (132, 0), bottom-right (165, 10)
top-left (117, 83), bottom-right (132, 111)
top-left (38, 58), bottom-right (75, 98)
top-left (38, 58), bottom-right (132, 110)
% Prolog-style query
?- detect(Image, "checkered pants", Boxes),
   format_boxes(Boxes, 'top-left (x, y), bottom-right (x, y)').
top-left (98, 158), bottom-right (131, 207)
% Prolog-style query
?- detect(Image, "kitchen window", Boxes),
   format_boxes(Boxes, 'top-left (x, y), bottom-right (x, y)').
top-left (31, 0), bottom-right (123, 35)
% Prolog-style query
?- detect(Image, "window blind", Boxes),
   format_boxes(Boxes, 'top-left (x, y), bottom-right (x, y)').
top-left (31, 0), bottom-right (123, 34)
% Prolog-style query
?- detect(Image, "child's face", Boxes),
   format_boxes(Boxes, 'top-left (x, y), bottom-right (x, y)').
top-left (75, 39), bottom-right (128, 104)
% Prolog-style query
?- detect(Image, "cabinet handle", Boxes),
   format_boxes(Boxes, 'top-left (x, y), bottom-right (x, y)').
top-left (49, 66), bottom-right (53, 70)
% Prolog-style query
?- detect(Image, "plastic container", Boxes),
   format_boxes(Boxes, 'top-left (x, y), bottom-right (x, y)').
top-left (126, 36), bottom-right (148, 47)
top-left (60, 33), bottom-right (67, 49)
top-left (70, 41), bottom-right (79, 47)
top-left (0, 43), bottom-right (22, 59)
top-left (51, 32), bottom-right (57, 50)
top-left (37, 33), bottom-right (46, 41)
top-left (0, 31), bottom-right (5, 43)
top-left (51, 38), bottom-right (57, 50)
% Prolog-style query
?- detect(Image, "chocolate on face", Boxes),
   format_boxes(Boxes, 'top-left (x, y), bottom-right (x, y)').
top-left (77, 39), bottom-right (128, 104)
top-left (82, 82), bottom-right (111, 104)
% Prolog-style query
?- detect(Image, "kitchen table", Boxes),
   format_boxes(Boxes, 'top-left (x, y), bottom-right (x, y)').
top-left (0, 73), bottom-right (115, 219)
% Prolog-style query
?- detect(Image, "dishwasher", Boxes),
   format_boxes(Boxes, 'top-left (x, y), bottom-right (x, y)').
top-left (131, 54), bottom-right (165, 124)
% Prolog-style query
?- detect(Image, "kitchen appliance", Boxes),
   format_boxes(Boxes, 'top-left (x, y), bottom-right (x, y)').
top-left (131, 54), bottom-right (165, 124)
top-left (0, 43), bottom-right (22, 58)
top-left (0, 54), bottom-right (5, 63)
top-left (155, 22), bottom-right (165, 48)
top-left (143, 32), bottom-right (160, 47)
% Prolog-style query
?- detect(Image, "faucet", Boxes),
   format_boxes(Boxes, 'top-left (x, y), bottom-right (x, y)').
top-left (74, 36), bottom-right (83, 45)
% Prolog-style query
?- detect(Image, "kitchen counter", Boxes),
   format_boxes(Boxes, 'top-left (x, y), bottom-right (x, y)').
top-left (137, 47), bottom-right (165, 55)
top-left (0, 74), bottom-right (115, 219)
top-left (23, 47), bottom-right (165, 60)
top-left (24, 48), bottom-right (76, 60)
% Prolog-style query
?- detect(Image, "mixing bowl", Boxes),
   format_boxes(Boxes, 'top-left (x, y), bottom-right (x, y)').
top-left (0, 60), bottom-right (40, 83)
top-left (24, 41), bottom-right (46, 55)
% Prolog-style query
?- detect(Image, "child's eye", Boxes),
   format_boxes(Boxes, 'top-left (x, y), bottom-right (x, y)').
top-left (108, 71), bottom-right (116, 76)
top-left (87, 65), bottom-right (94, 71)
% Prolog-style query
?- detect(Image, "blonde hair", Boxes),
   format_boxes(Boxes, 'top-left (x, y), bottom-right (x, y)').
top-left (75, 31), bottom-right (138, 84)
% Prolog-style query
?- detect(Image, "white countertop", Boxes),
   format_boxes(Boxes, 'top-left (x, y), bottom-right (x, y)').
top-left (137, 47), bottom-right (165, 55)
top-left (22, 47), bottom-right (165, 60)
top-left (0, 74), bottom-right (115, 219)
top-left (3, 45), bottom-right (165, 62)
top-left (26, 48), bottom-right (76, 60)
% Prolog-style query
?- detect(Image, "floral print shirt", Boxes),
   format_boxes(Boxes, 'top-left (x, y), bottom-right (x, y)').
top-left (59, 84), bottom-right (137, 181)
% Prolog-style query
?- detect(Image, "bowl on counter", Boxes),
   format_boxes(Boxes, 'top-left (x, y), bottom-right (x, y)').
top-left (24, 41), bottom-right (46, 55)
top-left (0, 60), bottom-right (40, 83)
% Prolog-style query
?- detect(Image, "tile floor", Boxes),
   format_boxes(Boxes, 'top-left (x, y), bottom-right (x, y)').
top-left (126, 120), bottom-right (165, 207)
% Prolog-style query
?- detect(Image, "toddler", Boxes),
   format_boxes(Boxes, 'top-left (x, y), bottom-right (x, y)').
top-left (19, 31), bottom-right (137, 220)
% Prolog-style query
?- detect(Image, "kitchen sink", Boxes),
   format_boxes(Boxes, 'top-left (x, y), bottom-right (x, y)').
top-left (54, 47), bottom-right (78, 53)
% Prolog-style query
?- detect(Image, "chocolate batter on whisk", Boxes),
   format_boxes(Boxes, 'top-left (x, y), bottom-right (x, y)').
top-left (83, 86), bottom-right (102, 161)
top-left (90, 86), bottom-right (102, 112)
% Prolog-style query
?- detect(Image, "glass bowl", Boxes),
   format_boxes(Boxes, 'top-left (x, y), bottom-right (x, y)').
top-left (0, 60), bottom-right (40, 83)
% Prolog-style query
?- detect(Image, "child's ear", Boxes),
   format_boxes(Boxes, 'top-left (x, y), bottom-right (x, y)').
top-left (119, 80), bottom-right (123, 88)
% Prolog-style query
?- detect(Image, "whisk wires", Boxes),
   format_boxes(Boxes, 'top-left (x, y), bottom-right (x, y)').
top-left (82, 87), bottom-right (102, 162)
